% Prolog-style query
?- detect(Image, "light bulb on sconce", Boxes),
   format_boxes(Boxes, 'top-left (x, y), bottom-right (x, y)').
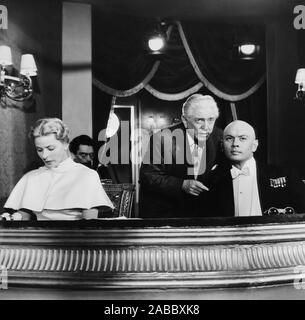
top-left (0, 45), bottom-right (37, 103)
top-left (295, 68), bottom-right (305, 102)
top-left (20, 54), bottom-right (37, 77)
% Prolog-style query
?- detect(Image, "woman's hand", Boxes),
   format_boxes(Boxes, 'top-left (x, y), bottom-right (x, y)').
top-left (17, 210), bottom-right (32, 220)
top-left (0, 212), bottom-right (11, 221)
top-left (0, 210), bottom-right (31, 221)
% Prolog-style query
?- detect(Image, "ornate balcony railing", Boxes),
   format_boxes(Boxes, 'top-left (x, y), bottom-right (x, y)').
top-left (1, 215), bottom-right (305, 296)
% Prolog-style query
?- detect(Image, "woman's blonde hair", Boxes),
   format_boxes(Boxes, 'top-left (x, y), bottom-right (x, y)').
top-left (29, 118), bottom-right (70, 143)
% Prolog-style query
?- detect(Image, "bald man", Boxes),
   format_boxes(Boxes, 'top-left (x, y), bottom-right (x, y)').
top-left (206, 120), bottom-right (305, 217)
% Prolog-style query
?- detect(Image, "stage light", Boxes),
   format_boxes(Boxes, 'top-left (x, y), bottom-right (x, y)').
top-left (148, 33), bottom-right (166, 52)
top-left (231, 43), bottom-right (260, 60)
top-left (239, 44), bottom-right (256, 56)
top-left (145, 20), bottom-right (169, 55)
top-left (146, 31), bottom-right (167, 55)
top-left (238, 43), bottom-right (260, 60)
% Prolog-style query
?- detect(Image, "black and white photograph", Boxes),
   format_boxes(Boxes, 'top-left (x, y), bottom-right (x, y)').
top-left (0, 0), bottom-right (305, 303)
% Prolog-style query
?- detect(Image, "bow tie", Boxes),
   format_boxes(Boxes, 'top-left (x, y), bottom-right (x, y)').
top-left (231, 166), bottom-right (250, 179)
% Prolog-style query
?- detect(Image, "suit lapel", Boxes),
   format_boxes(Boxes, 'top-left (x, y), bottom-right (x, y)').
top-left (172, 124), bottom-right (193, 178)
top-left (172, 125), bottom-right (220, 180)
top-left (256, 162), bottom-right (269, 212)
top-left (198, 130), bottom-right (217, 179)
top-left (222, 166), bottom-right (235, 216)
top-left (205, 133), bottom-right (215, 171)
top-left (210, 163), bottom-right (235, 217)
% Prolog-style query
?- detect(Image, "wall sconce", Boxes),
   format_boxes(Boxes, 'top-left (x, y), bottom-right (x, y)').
top-left (0, 45), bottom-right (37, 103)
top-left (295, 68), bottom-right (305, 102)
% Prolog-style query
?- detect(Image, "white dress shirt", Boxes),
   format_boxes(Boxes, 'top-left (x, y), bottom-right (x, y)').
top-left (186, 133), bottom-right (206, 179)
top-left (231, 157), bottom-right (262, 217)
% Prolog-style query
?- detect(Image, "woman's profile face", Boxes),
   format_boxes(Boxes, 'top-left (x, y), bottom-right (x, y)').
top-left (34, 134), bottom-right (69, 168)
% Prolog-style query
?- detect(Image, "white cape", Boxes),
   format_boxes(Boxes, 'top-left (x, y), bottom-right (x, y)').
top-left (4, 157), bottom-right (114, 211)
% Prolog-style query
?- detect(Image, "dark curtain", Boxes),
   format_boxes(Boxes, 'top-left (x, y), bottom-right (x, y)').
top-left (234, 84), bottom-right (267, 162)
top-left (181, 22), bottom-right (265, 95)
top-left (93, 10), bottom-right (156, 90)
top-left (148, 24), bottom-right (199, 93)
top-left (92, 12), bottom-right (267, 163)
top-left (93, 14), bottom-right (266, 95)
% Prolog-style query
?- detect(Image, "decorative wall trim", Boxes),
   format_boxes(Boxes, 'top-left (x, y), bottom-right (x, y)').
top-left (1, 242), bottom-right (304, 273)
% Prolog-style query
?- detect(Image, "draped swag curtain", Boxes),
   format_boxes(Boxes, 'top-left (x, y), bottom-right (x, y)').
top-left (93, 12), bottom-right (265, 100)
top-left (92, 12), bottom-right (267, 160)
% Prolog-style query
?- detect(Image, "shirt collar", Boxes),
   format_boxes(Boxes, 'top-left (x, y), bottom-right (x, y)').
top-left (186, 131), bottom-right (196, 148)
top-left (47, 157), bottom-right (77, 173)
top-left (231, 156), bottom-right (256, 175)
top-left (186, 131), bottom-right (206, 150)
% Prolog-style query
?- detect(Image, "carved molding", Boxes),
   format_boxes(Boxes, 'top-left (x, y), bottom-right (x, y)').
top-left (1, 220), bottom-right (305, 289)
top-left (1, 242), bottom-right (305, 273)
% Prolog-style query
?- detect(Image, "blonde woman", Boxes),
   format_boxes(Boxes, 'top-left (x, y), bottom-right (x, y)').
top-left (3, 118), bottom-right (113, 220)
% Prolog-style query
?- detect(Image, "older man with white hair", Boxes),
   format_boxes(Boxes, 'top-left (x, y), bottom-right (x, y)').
top-left (206, 120), bottom-right (305, 217)
top-left (139, 94), bottom-right (223, 218)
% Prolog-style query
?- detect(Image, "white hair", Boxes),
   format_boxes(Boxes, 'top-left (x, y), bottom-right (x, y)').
top-left (182, 94), bottom-right (219, 118)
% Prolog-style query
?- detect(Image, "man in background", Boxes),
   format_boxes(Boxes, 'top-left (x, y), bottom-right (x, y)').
top-left (69, 134), bottom-right (114, 183)
top-left (69, 135), bottom-right (95, 168)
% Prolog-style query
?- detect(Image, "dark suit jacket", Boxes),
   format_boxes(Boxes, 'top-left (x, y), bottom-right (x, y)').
top-left (205, 160), bottom-right (305, 217)
top-left (139, 122), bottom-right (223, 218)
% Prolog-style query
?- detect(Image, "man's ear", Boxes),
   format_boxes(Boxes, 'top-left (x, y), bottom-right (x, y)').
top-left (252, 139), bottom-right (259, 152)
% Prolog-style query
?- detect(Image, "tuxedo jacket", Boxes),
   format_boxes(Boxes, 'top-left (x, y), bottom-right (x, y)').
top-left (205, 160), bottom-right (305, 217)
top-left (139, 122), bottom-right (223, 218)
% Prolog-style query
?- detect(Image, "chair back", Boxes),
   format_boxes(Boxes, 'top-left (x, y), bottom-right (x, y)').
top-left (102, 183), bottom-right (135, 218)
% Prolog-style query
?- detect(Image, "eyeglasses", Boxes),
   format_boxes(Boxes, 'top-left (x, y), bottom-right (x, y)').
top-left (263, 207), bottom-right (295, 215)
